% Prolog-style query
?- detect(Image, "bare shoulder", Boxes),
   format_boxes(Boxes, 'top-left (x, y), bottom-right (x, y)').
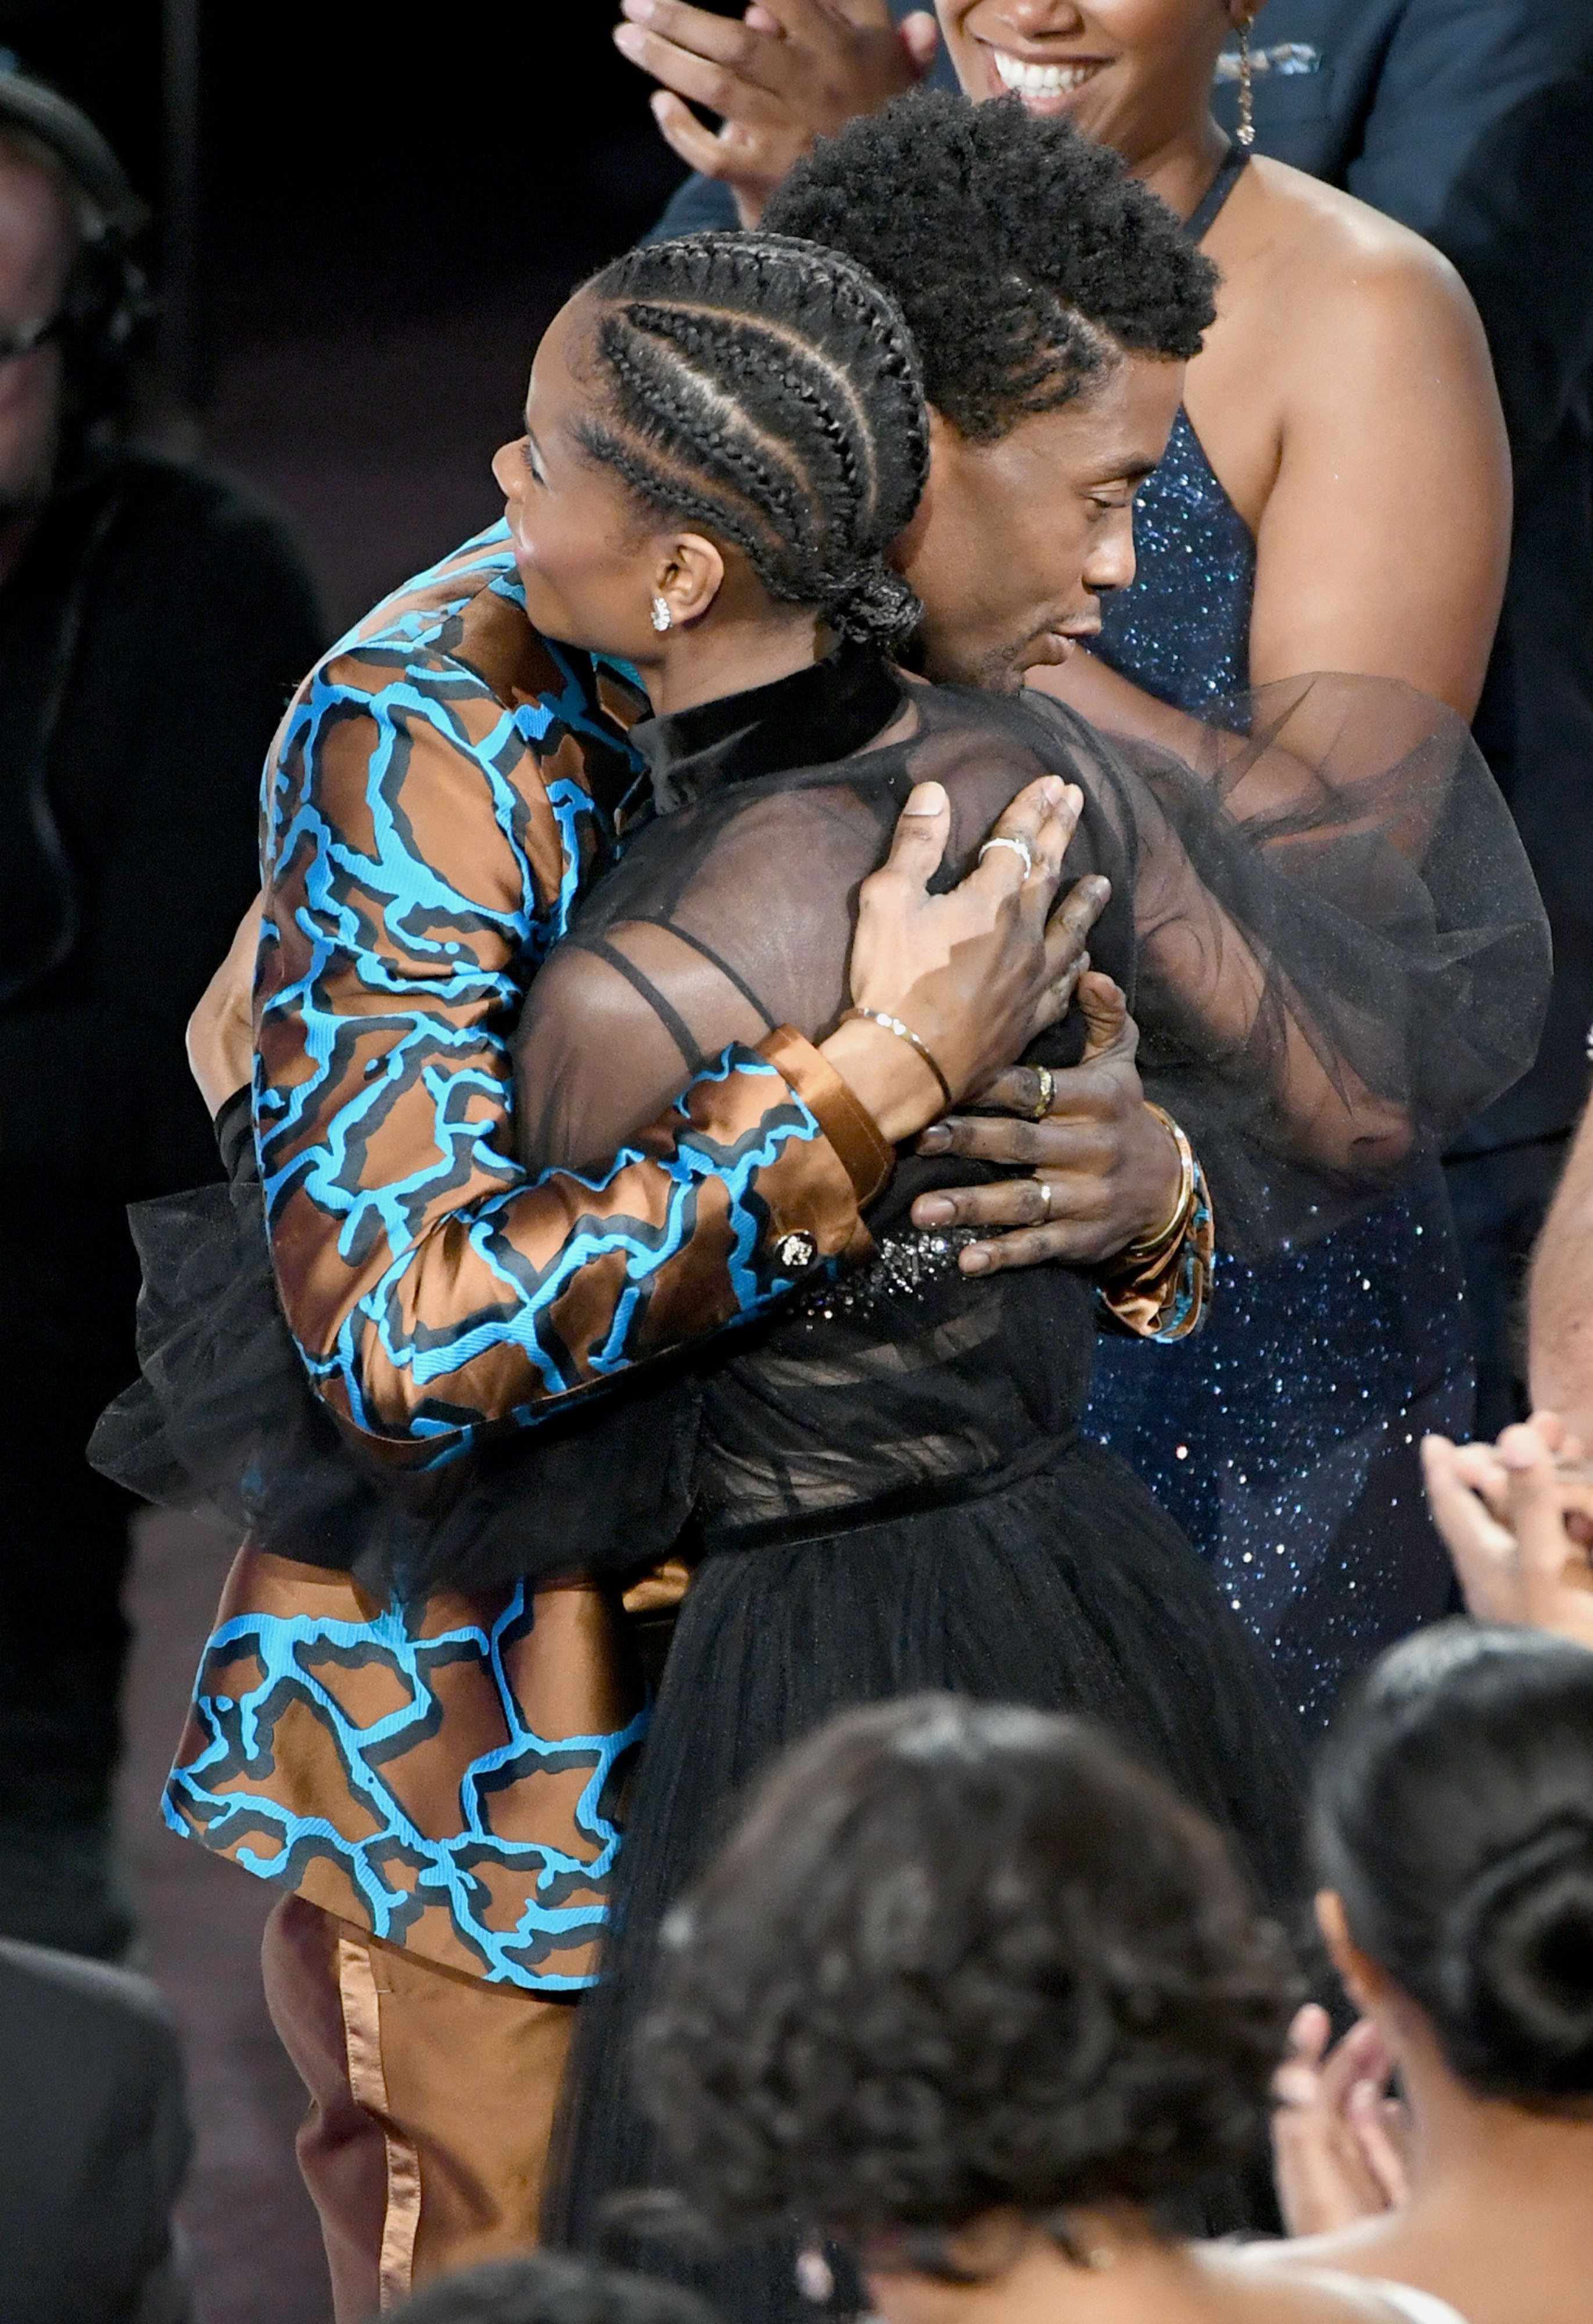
top-left (1221, 156), bottom-right (1478, 339)
top-left (1196, 2241), bottom-right (1436, 2322)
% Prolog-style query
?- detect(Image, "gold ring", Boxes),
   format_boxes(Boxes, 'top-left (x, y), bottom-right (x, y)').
top-left (1028, 1064), bottom-right (1054, 1121)
top-left (1037, 1177), bottom-right (1053, 1222)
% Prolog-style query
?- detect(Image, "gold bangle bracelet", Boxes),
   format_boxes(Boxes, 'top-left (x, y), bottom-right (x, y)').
top-left (1118, 1104), bottom-right (1196, 1263)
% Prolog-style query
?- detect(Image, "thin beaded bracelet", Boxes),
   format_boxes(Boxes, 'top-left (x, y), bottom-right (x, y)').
top-left (837, 1006), bottom-right (955, 1111)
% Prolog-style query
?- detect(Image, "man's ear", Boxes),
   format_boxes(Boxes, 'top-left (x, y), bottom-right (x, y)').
top-left (1315, 1888), bottom-right (1393, 2019)
top-left (655, 532), bottom-right (726, 627)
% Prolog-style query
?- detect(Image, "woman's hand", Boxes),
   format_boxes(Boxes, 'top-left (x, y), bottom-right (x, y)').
top-left (1422, 1414), bottom-right (1593, 1649)
top-left (185, 893), bottom-right (261, 1116)
top-left (907, 973), bottom-right (1185, 1272)
top-left (821, 777), bottom-right (1107, 1146)
top-left (613, 0), bottom-right (936, 228)
top-left (1271, 2004), bottom-right (1410, 2237)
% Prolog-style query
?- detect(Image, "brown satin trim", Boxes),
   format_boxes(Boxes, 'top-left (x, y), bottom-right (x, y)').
top-left (1095, 1159), bottom-right (1215, 1340)
top-left (337, 1934), bottom-right (423, 2311)
top-left (761, 1023), bottom-right (892, 1207)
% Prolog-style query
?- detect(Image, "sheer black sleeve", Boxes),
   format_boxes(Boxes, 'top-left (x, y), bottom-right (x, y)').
top-left (512, 673), bottom-right (1548, 1259)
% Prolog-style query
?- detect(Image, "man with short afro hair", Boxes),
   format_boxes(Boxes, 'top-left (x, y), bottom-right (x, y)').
top-left (764, 91), bottom-right (1217, 443)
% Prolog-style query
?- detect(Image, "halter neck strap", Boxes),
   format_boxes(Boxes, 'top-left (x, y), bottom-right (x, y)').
top-left (1183, 141), bottom-right (1249, 243)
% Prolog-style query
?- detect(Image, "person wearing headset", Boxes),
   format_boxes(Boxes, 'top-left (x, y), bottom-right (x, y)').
top-left (0, 69), bottom-right (325, 1960)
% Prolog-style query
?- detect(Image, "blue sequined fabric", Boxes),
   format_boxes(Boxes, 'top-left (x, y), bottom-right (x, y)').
top-left (1085, 409), bottom-right (1475, 1723)
top-left (1095, 407), bottom-right (1254, 705)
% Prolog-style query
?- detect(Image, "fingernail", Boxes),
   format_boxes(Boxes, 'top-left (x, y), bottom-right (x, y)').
top-left (913, 1195), bottom-right (955, 1222)
top-left (622, 0), bottom-right (656, 15)
top-left (614, 21), bottom-right (645, 52)
top-left (959, 1246), bottom-right (992, 1274)
top-left (916, 1126), bottom-right (950, 1155)
top-left (903, 781), bottom-right (948, 816)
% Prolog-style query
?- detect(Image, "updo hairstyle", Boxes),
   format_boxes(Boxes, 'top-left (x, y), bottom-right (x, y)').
top-left (1313, 1622), bottom-right (1593, 2105)
top-left (640, 1695), bottom-right (1298, 2245)
top-left (576, 232), bottom-right (930, 652)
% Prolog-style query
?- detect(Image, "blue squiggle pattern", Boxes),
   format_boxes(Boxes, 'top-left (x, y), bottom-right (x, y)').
top-left (167, 1581), bottom-right (646, 1988)
top-left (255, 522), bottom-right (831, 1452)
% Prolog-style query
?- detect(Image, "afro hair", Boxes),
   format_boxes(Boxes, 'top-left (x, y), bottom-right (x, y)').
top-left (763, 92), bottom-right (1217, 442)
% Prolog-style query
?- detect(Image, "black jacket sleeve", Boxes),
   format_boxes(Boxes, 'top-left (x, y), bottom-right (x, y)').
top-left (0, 1939), bottom-right (193, 2322)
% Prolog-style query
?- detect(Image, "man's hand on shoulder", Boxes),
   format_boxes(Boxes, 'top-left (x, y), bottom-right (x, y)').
top-left (909, 973), bottom-right (1184, 1275)
top-left (614, 0), bottom-right (937, 227)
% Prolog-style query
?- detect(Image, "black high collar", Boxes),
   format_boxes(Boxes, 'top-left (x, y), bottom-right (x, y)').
top-left (629, 637), bottom-right (905, 815)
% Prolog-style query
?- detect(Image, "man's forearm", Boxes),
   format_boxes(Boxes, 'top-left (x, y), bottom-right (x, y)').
top-left (1528, 1096), bottom-right (1592, 1434)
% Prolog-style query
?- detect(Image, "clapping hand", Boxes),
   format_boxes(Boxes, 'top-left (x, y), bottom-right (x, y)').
top-left (1271, 2004), bottom-right (1411, 2236)
top-left (1422, 1413), bottom-right (1593, 1650)
top-left (613, 0), bottom-right (938, 227)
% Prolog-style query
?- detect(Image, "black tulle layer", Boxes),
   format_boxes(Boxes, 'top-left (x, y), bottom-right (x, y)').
top-left (547, 1436), bottom-right (1308, 2310)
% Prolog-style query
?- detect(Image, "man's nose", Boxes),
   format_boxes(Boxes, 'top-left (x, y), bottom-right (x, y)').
top-left (1083, 510), bottom-right (1136, 597)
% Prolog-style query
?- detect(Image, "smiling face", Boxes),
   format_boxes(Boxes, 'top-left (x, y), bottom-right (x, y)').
top-left (935, 0), bottom-right (1237, 166)
top-left (897, 349), bottom-right (1183, 691)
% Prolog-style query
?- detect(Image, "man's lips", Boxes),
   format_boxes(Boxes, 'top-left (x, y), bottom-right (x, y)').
top-left (1025, 623), bottom-right (1100, 669)
top-left (983, 43), bottom-right (1111, 103)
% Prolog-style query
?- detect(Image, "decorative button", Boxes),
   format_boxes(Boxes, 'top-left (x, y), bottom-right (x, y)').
top-left (775, 1230), bottom-right (817, 1272)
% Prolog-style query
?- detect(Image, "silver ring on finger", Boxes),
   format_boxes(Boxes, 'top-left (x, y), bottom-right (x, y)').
top-left (1027, 1064), bottom-right (1054, 1122)
top-left (1036, 1176), bottom-right (1053, 1222)
top-left (978, 833), bottom-right (1034, 877)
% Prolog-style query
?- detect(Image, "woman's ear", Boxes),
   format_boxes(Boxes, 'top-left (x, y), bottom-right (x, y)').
top-left (656, 533), bottom-right (727, 628)
top-left (1315, 1889), bottom-right (1393, 2020)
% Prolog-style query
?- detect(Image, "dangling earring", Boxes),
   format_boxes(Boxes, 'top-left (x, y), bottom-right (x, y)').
top-left (650, 594), bottom-right (673, 633)
top-left (1236, 13), bottom-right (1256, 146)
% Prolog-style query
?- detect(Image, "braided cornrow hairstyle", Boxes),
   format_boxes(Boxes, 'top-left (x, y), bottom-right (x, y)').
top-left (577, 232), bottom-right (930, 651)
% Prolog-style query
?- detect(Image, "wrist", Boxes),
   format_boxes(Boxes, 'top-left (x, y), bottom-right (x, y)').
top-left (1128, 1100), bottom-right (1186, 1247)
top-left (820, 1017), bottom-right (941, 1145)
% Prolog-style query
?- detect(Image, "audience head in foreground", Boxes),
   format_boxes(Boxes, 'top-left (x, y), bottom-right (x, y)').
top-left (1314, 1620), bottom-right (1593, 2105)
top-left (640, 1696), bottom-right (1454, 2321)
top-left (1269, 1622), bottom-right (1593, 2324)
top-left (392, 2253), bottom-right (716, 2324)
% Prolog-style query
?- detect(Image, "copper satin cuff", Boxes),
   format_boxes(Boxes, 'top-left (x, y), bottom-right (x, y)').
top-left (759, 1024), bottom-right (894, 1208)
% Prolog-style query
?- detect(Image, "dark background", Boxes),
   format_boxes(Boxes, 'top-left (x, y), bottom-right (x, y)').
top-left (0, 0), bottom-right (691, 627)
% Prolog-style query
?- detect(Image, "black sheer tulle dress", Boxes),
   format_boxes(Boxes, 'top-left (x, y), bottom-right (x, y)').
top-left (504, 645), bottom-right (1545, 2295)
top-left (96, 639), bottom-right (1546, 2309)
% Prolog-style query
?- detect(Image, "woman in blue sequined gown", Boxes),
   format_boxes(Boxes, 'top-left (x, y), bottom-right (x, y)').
top-left (1068, 146), bottom-right (1489, 1722)
top-left (931, 0), bottom-right (1516, 1724)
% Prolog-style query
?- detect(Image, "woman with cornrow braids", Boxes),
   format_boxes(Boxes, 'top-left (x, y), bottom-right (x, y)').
top-left (102, 219), bottom-right (1542, 2311)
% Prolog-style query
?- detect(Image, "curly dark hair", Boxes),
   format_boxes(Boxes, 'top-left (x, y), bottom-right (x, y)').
top-left (1314, 1622), bottom-right (1593, 2106)
top-left (578, 231), bottom-right (930, 648)
top-left (392, 2254), bottom-right (716, 2324)
top-left (762, 93), bottom-right (1217, 444)
top-left (639, 1696), bottom-right (1300, 2244)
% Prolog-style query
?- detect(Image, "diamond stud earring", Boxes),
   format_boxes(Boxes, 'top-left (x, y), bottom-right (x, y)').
top-left (650, 595), bottom-right (673, 633)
